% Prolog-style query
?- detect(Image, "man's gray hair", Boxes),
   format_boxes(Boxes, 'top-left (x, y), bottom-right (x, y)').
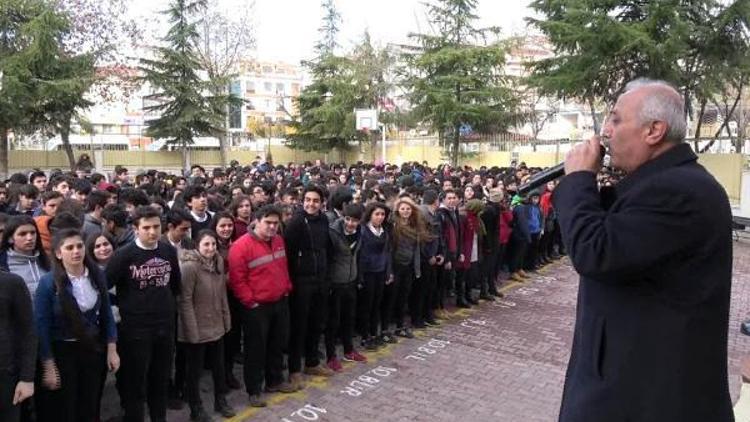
top-left (623, 78), bottom-right (687, 143)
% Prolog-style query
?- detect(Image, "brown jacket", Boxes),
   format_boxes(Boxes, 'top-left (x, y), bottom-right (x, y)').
top-left (177, 249), bottom-right (231, 343)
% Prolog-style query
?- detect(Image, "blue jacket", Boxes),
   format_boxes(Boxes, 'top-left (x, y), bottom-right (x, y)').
top-left (34, 266), bottom-right (117, 360)
top-left (358, 224), bottom-right (392, 276)
top-left (528, 204), bottom-right (543, 235)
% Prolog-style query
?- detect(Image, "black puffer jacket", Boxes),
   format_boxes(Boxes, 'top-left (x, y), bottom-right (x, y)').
top-left (284, 209), bottom-right (331, 283)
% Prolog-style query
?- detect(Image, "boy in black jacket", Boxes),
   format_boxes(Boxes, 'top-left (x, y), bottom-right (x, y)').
top-left (284, 184), bottom-right (334, 390)
top-left (106, 206), bottom-right (181, 422)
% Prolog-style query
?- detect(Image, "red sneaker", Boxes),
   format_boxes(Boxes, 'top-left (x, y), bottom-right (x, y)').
top-left (327, 357), bottom-right (343, 372)
top-left (343, 350), bottom-right (368, 363)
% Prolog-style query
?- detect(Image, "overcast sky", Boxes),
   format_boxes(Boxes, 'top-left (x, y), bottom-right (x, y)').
top-left (131, 0), bottom-right (534, 64)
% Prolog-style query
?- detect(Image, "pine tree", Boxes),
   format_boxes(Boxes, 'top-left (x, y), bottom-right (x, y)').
top-left (288, 0), bottom-right (364, 152)
top-left (315, 0), bottom-right (341, 57)
top-left (401, 0), bottom-right (521, 166)
top-left (0, 0), bottom-right (44, 178)
top-left (526, 0), bottom-right (749, 133)
top-left (13, 4), bottom-right (95, 170)
top-left (351, 30), bottom-right (393, 160)
top-left (139, 0), bottom-right (235, 171)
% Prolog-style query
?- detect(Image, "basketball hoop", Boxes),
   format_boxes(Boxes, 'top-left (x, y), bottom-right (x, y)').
top-left (355, 109), bottom-right (378, 131)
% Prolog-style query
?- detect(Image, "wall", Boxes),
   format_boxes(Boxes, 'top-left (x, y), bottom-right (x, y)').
top-left (697, 153), bottom-right (744, 203)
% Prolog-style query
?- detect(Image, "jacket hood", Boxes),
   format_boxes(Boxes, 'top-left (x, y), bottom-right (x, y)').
top-left (330, 217), bottom-right (360, 238)
top-left (115, 228), bottom-right (135, 245)
top-left (180, 248), bottom-right (223, 274)
top-left (7, 249), bottom-right (41, 263)
top-left (84, 213), bottom-right (102, 227)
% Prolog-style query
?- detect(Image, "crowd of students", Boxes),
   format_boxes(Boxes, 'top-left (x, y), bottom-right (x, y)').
top-left (0, 158), bottom-right (597, 422)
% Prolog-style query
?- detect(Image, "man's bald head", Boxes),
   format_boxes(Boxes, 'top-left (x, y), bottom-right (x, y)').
top-left (621, 78), bottom-right (687, 144)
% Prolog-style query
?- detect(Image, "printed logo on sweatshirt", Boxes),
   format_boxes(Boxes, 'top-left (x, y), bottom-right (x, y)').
top-left (129, 257), bottom-right (172, 289)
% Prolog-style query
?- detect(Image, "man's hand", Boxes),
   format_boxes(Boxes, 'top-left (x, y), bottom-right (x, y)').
top-left (13, 381), bottom-right (33, 405)
top-left (107, 343), bottom-right (120, 373)
top-left (565, 136), bottom-right (603, 175)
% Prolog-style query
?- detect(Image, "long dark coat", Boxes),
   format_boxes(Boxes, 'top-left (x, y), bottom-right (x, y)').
top-left (553, 143), bottom-right (734, 422)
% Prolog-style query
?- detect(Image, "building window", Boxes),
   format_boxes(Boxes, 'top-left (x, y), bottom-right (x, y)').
top-left (229, 105), bottom-right (242, 129)
top-left (264, 82), bottom-right (273, 92)
top-left (246, 81), bottom-right (255, 94)
top-left (291, 83), bottom-right (300, 95)
top-left (276, 83), bottom-right (285, 94)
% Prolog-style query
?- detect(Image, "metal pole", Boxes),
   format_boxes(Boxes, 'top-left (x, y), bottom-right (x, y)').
top-left (381, 123), bottom-right (386, 163)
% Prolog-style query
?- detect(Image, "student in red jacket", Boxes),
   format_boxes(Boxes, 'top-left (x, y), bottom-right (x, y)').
top-left (227, 205), bottom-right (295, 408)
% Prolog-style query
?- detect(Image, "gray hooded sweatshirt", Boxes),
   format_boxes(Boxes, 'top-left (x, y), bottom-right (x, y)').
top-left (6, 250), bottom-right (48, 299)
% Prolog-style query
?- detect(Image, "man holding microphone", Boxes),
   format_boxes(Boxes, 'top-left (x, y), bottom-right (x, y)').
top-left (554, 78), bottom-right (733, 422)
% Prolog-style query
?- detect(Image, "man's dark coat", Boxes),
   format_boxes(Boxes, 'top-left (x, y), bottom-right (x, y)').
top-left (553, 143), bottom-right (734, 422)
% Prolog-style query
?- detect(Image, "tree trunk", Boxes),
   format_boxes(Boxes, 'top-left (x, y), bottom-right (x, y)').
top-left (693, 97), bottom-right (707, 151)
top-left (61, 120), bottom-right (76, 171)
top-left (370, 133), bottom-right (377, 163)
top-left (451, 123), bottom-right (460, 168)
top-left (0, 128), bottom-right (8, 181)
top-left (181, 139), bottom-right (189, 174)
top-left (700, 87), bottom-right (743, 153)
top-left (588, 97), bottom-right (600, 135)
top-left (219, 101), bottom-right (229, 168)
top-left (219, 133), bottom-right (228, 169)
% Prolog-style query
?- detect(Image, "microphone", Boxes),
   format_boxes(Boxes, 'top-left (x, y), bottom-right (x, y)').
top-left (518, 144), bottom-right (607, 195)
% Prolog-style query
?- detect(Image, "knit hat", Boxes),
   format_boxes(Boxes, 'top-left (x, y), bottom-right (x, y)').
top-left (488, 188), bottom-right (503, 203)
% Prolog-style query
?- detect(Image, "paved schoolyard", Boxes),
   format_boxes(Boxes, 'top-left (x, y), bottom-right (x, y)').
top-left (102, 239), bottom-right (750, 421)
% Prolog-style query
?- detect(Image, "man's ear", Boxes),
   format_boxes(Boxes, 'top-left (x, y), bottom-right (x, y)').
top-left (645, 120), bottom-right (669, 146)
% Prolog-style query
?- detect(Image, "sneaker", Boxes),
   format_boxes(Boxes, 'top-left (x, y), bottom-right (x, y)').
top-left (424, 318), bottom-right (440, 327)
top-left (248, 394), bottom-right (267, 408)
top-left (289, 372), bottom-right (305, 391)
top-left (361, 337), bottom-right (378, 351)
top-left (343, 350), bottom-right (368, 363)
top-left (373, 336), bottom-right (386, 347)
top-left (225, 372), bottom-right (242, 390)
top-left (380, 332), bottom-right (398, 344)
top-left (214, 396), bottom-right (235, 418)
top-left (327, 357), bottom-right (343, 372)
top-left (741, 320), bottom-right (750, 336)
top-left (510, 272), bottom-right (524, 282)
top-left (394, 328), bottom-right (415, 339)
top-left (304, 364), bottom-right (335, 377)
top-left (265, 381), bottom-right (297, 394)
top-left (479, 293), bottom-right (496, 301)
